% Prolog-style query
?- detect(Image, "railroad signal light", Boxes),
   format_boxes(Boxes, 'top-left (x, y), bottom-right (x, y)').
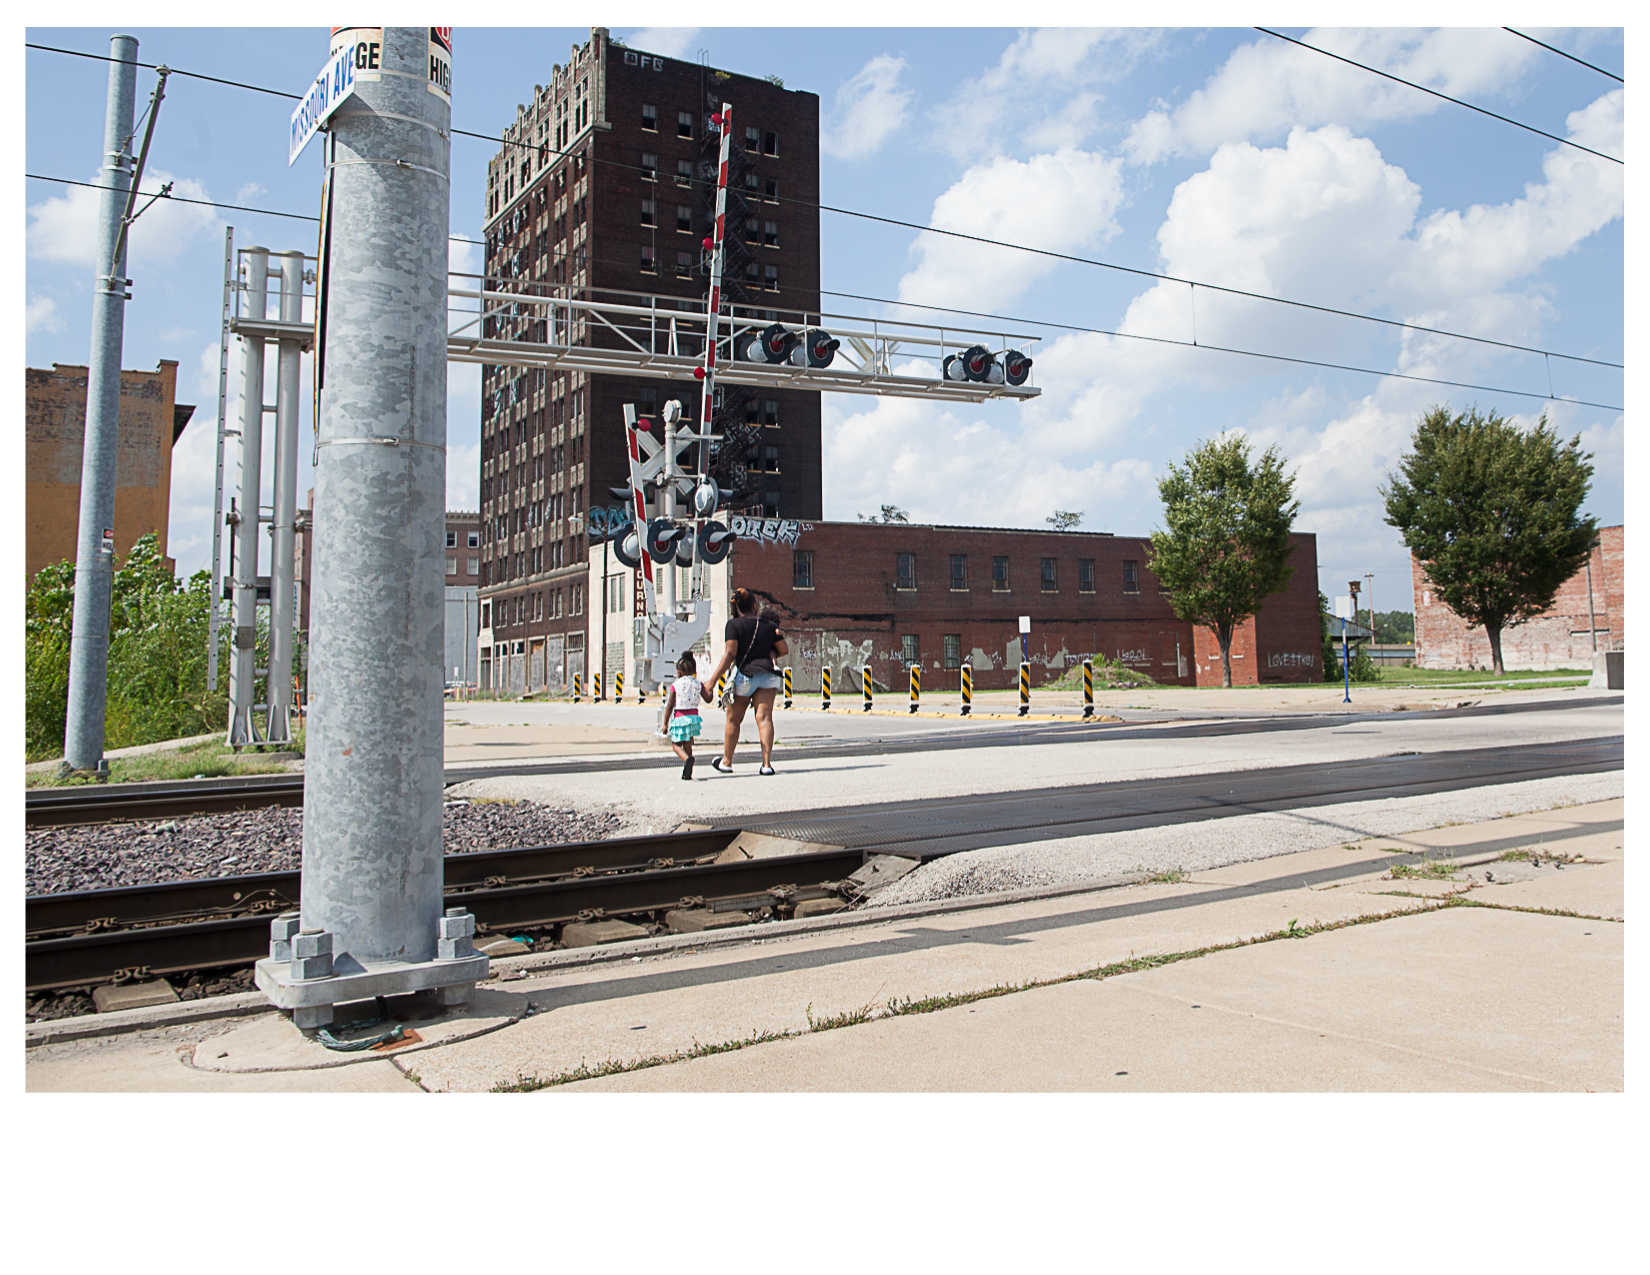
top-left (697, 520), bottom-right (736, 565)
top-left (942, 344), bottom-right (1002, 384)
top-left (788, 330), bottom-right (840, 369)
top-left (738, 323), bottom-right (797, 365)
top-left (1002, 349), bottom-right (1033, 386)
top-left (702, 236), bottom-right (714, 251)
top-left (646, 517), bottom-right (687, 563)
top-left (613, 528), bottom-right (643, 569)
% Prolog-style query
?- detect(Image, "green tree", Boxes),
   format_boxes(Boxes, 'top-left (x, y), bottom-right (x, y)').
top-left (1372, 610), bottom-right (1414, 644)
top-left (1046, 510), bottom-right (1084, 530)
top-left (1148, 436), bottom-right (1299, 687)
top-left (1382, 407), bottom-right (1595, 675)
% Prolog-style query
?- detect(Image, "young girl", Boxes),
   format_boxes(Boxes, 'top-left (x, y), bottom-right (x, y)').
top-left (661, 651), bottom-right (712, 779)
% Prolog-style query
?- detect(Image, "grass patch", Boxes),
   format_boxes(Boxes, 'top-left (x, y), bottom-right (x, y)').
top-left (1143, 867), bottom-right (1189, 885)
top-left (26, 730), bottom-right (303, 788)
top-left (1373, 666), bottom-right (1589, 688)
top-left (1498, 848), bottom-right (1583, 864)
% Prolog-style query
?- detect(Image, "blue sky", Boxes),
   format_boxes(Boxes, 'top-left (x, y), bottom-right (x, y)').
top-left (25, 22), bottom-right (1624, 614)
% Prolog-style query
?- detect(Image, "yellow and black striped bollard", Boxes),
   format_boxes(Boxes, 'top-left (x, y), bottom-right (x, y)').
top-left (821, 665), bottom-right (832, 711)
top-left (716, 671), bottom-right (727, 702)
top-left (909, 663), bottom-right (920, 714)
top-left (615, 670), bottom-right (624, 702)
top-left (572, 673), bottom-right (582, 702)
top-left (1018, 661), bottom-right (1030, 717)
top-left (862, 665), bottom-right (873, 713)
top-left (783, 666), bottom-right (793, 709)
top-left (594, 672), bottom-right (603, 702)
top-left (1082, 658), bottom-right (1094, 719)
top-left (960, 662), bottom-right (972, 717)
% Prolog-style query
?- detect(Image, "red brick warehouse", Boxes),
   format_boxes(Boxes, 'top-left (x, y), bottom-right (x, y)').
top-left (1411, 524), bottom-right (1623, 670)
top-left (727, 520), bottom-right (1324, 692)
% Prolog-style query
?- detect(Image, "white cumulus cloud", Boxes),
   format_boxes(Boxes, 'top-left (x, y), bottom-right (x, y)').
top-left (822, 55), bottom-right (913, 161)
top-left (27, 169), bottom-right (223, 268)
top-left (897, 147), bottom-right (1125, 313)
top-left (26, 295), bottom-right (63, 334)
top-left (1123, 26), bottom-right (1544, 165)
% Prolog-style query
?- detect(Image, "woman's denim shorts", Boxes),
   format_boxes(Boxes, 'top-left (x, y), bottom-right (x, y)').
top-left (733, 669), bottom-right (784, 697)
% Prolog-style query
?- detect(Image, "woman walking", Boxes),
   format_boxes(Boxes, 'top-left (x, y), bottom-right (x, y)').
top-left (660, 651), bottom-right (712, 779)
top-left (707, 587), bottom-right (788, 775)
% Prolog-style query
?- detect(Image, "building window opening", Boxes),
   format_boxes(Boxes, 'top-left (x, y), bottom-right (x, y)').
top-left (642, 104), bottom-right (658, 131)
top-left (641, 152), bottom-right (658, 180)
top-left (1041, 558), bottom-right (1058, 592)
top-left (677, 110), bottom-right (693, 138)
top-left (793, 549), bottom-right (813, 589)
top-left (944, 634), bottom-right (961, 670)
top-left (901, 634), bottom-right (919, 665)
top-left (896, 553), bottom-right (916, 591)
top-left (1123, 560), bottom-right (1139, 594)
top-left (763, 130), bottom-right (779, 156)
top-left (1079, 558), bottom-right (1095, 592)
top-left (993, 556), bottom-right (1010, 591)
top-left (950, 555), bottom-right (968, 591)
top-left (745, 126), bottom-right (760, 152)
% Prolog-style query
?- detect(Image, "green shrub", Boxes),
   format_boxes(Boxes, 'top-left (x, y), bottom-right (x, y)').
top-left (24, 535), bottom-right (231, 761)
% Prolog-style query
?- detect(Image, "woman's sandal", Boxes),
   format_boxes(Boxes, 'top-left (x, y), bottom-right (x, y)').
top-left (759, 765), bottom-right (776, 776)
top-left (710, 758), bottom-right (732, 773)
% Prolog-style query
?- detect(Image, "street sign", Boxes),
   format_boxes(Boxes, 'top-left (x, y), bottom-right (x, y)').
top-left (290, 41), bottom-right (367, 164)
top-left (1334, 595), bottom-right (1354, 622)
top-left (1018, 615), bottom-right (1032, 634)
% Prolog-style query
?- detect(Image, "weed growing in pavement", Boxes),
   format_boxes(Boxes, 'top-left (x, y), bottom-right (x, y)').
top-left (1387, 857), bottom-right (1463, 881)
top-left (1145, 867), bottom-right (1189, 884)
top-left (805, 1001), bottom-right (877, 1032)
top-left (489, 1027), bottom-right (800, 1091)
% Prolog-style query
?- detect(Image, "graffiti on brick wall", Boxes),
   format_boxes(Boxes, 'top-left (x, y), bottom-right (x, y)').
top-left (728, 516), bottom-right (811, 547)
top-left (1116, 648), bottom-right (1149, 664)
top-left (1267, 652), bottom-right (1316, 670)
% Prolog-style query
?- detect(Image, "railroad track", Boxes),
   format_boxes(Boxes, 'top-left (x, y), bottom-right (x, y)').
top-left (25, 828), bottom-right (870, 992)
top-left (26, 773), bottom-right (306, 828)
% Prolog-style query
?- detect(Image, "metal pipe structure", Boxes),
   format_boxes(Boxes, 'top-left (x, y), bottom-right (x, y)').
top-left (227, 248), bottom-right (269, 747)
top-left (63, 34), bottom-right (138, 775)
top-left (265, 250), bottom-right (304, 743)
top-left (258, 27), bottom-right (484, 1028)
top-left (206, 227), bottom-right (235, 692)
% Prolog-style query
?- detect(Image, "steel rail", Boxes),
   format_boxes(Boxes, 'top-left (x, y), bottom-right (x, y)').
top-left (26, 843), bottom-right (867, 991)
top-left (25, 827), bottom-right (745, 939)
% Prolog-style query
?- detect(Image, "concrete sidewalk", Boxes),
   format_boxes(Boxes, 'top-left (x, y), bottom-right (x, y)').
top-left (25, 798), bottom-right (1622, 1092)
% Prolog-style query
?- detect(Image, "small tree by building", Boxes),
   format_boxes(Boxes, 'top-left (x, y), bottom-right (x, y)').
top-left (1148, 436), bottom-right (1299, 687)
top-left (1046, 510), bottom-right (1083, 530)
top-left (1381, 407), bottom-right (1595, 675)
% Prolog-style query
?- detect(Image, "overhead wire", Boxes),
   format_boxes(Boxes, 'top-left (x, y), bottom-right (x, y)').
top-left (25, 42), bottom-right (1624, 410)
top-left (1502, 28), bottom-right (1623, 84)
top-left (1253, 27), bottom-right (1623, 164)
top-left (28, 38), bottom-right (1621, 371)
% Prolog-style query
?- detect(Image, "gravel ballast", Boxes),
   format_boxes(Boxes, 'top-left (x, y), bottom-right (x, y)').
top-left (26, 799), bottom-right (630, 896)
top-left (868, 773), bottom-right (1625, 908)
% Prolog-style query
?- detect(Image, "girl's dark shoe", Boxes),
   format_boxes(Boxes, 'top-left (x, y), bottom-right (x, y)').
top-left (682, 757), bottom-right (694, 780)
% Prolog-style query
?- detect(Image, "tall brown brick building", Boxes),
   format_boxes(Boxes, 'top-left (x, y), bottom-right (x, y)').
top-left (25, 360), bottom-right (194, 581)
top-left (477, 27), bottom-right (821, 692)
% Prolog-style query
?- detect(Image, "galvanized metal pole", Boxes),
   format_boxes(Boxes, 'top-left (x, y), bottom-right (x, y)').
top-left (228, 248), bottom-right (269, 746)
top-left (265, 250), bottom-right (304, 743)
top-left (286, 26), bottom-right (479, 1017)
top-left (207, 226), bottom-right (235, 692)
top-left (63, 33), bottom-right (137, 774)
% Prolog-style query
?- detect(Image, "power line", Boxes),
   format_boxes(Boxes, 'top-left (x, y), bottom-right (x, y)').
top-left (24, 169), bottom-right (1622, 413)
top-left (820, 290), bottom-right (1623, 413)
top-left (28, 38), bottom-right (1624, 370)
top-left (1503, 28), bottom-right (1623, 84)
top-left (1254, 27), bottom-right (1623, 164)
top-left (25, 41), bottom-right (302, 99)
top-left (26, 172), bottom-right (320, 222)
